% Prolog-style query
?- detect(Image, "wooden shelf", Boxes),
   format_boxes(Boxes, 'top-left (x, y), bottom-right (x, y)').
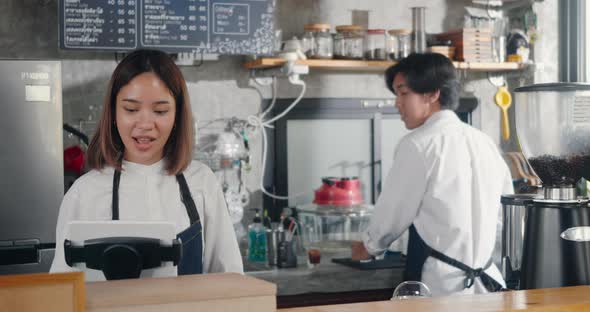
top-left (243, 58), bottom-right (528, 72)
top-left (453, 61), bottom-right (528, 71)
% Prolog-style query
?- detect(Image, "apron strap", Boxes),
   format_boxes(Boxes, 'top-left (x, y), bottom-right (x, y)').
top-left (176, 174), bottom-right (200, 225)
top-left (112, 170), bottom-right (121, 220)
top-left (409, 224), bottom-right (504, 292)
top-left (428, 248), bottom-right (499, 290)
top-left (111, 170), bottom-right (200, 225)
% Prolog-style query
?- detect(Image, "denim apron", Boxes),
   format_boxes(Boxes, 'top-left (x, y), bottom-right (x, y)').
top-left (404, 224), bottom-right (503, 292)
top-left (112, 170), bottom-right (203, 275)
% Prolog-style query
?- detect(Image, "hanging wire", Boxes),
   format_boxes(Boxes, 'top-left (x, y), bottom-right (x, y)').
top-left (194, 50), bottom-right (205, 67)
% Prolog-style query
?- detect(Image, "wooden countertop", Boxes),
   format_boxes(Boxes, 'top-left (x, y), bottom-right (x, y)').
top-left (86, 273), bottom-right (276, 312)
top-left (279, 286), bottom-right (590, 312)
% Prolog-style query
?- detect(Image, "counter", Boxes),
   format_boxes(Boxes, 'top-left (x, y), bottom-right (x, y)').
top-left (278, 286), bottom-right (590, 312)
top-left (244, 253), bottom-right (405, 308)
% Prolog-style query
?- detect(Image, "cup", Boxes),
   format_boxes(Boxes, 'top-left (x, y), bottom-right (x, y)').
top-left (307, 248), bottom-right (321, 268)
top-left (277, 240), bottom-right (297, 268)
top-left (266, 225), bottom-right (284, 266)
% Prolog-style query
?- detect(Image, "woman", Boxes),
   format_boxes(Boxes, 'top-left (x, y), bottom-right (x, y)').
top-left (50, 49), bottom-right (243, 274)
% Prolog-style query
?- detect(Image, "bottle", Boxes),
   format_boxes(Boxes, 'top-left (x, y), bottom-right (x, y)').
top-left (247, 208), bottom-right (267, 262)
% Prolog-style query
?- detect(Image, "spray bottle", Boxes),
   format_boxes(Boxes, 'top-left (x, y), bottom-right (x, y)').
top-left (247, 208), bottom-right (267, 262)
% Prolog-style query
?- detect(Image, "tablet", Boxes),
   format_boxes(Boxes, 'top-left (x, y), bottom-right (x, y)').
top-left (65, 221), bottom-right (178, 282)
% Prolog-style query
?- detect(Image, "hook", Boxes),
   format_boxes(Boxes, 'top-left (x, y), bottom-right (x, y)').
top-left (456, 68), bottom-right (468, 84)
top-left (487, 72), bottom-right (506, 87)
top-left (486, 0), bottom-right (495, 20)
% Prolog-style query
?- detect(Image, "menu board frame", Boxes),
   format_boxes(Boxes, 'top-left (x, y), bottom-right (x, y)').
top-left (58, 0), bottom-right (276, 55)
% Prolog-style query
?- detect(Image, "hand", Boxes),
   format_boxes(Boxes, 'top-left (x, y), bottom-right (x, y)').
top-left (351, 240), bottom-right (371, 261)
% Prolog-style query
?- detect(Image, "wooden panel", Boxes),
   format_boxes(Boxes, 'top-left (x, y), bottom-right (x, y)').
top-left (88, 296), bottom-right (276, 312)
top-left (279, 286), bottom-right (590, 312)
top-left (0, 272), bottom-right (85, 312)
top-left (86, 273), bottom-right (276, 312)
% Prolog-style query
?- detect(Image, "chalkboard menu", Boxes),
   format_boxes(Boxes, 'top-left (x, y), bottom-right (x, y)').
top-left (59, 0), bottom-right (276, 55)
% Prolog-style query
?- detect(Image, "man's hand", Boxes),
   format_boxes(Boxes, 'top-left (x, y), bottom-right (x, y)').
top-left (351, 240), bottom-right (371, 261)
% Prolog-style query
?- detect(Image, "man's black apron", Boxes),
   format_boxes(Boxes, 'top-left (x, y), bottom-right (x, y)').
top-left (404, 224), bottom-right (503, 292)
top-left (112, 170), bottom-right (203, 275)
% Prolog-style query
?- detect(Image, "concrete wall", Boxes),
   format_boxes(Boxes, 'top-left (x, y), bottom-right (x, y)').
top-left (0, 0), bottom-right (558, 241)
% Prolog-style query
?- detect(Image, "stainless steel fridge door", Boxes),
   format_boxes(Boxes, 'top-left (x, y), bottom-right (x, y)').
top-left (0, 60), bottom-right (63, 270)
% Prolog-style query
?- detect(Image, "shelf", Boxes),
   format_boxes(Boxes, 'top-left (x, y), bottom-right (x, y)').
top-left (243, 58), bottom-right (528, 72)
top-left (453, 61), bottom-right (528, 71)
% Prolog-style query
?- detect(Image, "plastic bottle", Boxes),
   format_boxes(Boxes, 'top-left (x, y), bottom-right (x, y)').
top-left (247, 208), bottom-right (267, 262)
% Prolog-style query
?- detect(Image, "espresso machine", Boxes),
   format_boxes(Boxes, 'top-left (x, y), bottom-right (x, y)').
top-left (509, 83), bottom-right (590, 289)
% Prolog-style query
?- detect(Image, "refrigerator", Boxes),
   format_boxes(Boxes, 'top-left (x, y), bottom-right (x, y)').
top-left (0, 60), bottom-right (63, 275)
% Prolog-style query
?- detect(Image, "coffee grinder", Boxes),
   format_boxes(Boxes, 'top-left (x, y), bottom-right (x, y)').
top-left (513, 83), bottom-right (590, 289)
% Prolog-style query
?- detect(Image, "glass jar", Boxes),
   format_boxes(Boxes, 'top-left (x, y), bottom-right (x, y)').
top-left (387, 29), bottom-right (412, 60)
top-left (364, 29), bottom-right (387, 60)
top-left (303, 24), bottom-right (333, 59)
top-left (334, 25), bottom-right (365, 60)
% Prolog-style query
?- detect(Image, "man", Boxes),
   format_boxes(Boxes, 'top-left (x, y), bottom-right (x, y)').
top-left (354, 53), bottom-right (513, 296)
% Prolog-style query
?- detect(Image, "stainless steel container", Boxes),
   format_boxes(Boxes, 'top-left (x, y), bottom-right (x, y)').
top-left (411, 7), bottom-right (426, 53)
top-left (266, 225), bottom-right (285, 266)
top-left (501, 194), bottom-right (539, 289)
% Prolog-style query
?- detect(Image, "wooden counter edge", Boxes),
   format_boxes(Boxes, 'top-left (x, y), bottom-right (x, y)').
top-left (86, 272), bottom-right (276, 310)
top-left (278, 286), bottom-right (590, 312)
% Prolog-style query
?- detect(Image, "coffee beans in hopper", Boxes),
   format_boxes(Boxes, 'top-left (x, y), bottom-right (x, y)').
top-left (528, 154), bottom-right (590, 186)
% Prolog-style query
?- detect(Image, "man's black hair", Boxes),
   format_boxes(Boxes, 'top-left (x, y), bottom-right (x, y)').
top-left (385, 53), bottom-right (460, 110)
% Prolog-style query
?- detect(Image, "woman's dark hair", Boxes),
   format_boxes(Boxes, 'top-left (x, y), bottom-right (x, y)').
top-left (86, 49), bottom-right (194, 175)
top-left (385, 53), bottom-right (460, 110)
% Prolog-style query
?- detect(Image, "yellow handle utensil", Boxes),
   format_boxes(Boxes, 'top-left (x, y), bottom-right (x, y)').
top-left (495, 86), bottom-right (512, 141)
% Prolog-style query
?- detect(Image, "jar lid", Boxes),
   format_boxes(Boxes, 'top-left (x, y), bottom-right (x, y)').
top-left (304, 23), bottom-right (331, 31)
top-left (367, 29), bottom-right (386, 34)
top-left (388, 29), bottom-right (412, 36)
top-left (335, 25), bottom-right (363, 32)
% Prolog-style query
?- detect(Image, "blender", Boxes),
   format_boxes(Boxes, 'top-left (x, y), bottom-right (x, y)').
top-left (297, 177), bottom-right (373, 254)
top-left (513, 82), bottom-right (590, 289)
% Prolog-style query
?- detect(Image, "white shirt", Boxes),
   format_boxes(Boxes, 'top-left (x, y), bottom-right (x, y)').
top-left (50, 159), bottom-right (244, 274)
top-left (363, 110), bottom-right (513, 296)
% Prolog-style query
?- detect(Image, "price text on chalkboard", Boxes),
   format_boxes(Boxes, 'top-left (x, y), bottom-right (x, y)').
top-left (59, 0), bottom-right (275, 55)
